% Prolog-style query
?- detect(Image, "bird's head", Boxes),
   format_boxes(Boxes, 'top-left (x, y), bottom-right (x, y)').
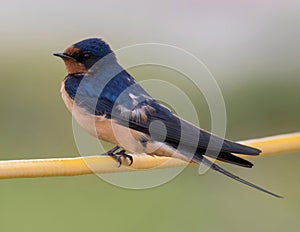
top-left (54, 38), bottom-right (115, 74)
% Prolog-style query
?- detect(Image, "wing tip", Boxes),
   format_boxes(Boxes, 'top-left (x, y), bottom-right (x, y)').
top-left (243, 146), bottom-right (261, 155)
top-left (229, 142), bottom-right (262, 156)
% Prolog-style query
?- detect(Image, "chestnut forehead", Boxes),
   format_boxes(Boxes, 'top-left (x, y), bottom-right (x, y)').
top-left (64, 45), bottom-right (81, 55)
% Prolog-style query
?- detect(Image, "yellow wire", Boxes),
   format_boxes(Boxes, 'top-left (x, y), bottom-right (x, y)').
top-left (0, 132), bottom-right (299, 179)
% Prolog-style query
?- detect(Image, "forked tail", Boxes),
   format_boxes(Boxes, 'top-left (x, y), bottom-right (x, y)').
top-left (193, 155), bottom-right (282, 198)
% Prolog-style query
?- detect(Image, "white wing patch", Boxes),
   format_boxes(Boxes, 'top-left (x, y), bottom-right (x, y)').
top-left (116, 104), bottom-right (155, 123)
top-left (129, 93), bottom-right (139, 105)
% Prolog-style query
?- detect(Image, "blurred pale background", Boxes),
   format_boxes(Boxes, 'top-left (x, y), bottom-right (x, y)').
top-left (0, 0), bottom-right (299, 231)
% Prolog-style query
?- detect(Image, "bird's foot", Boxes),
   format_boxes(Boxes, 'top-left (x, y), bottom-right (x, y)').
top-left (104, 146), bottom-right (133, 167)
top-left (111, 150), bottom-right (133, 167)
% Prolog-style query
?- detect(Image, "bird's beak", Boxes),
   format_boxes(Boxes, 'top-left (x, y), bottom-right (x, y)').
top-left (53, 52), bottom-right (76, 61)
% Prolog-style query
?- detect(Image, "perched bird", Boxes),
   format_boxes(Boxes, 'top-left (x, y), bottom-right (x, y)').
top-left (54, 38), bottom-right (281, 198)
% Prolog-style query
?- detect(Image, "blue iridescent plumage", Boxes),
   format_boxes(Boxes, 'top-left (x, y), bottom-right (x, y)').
top-left (54, 38), bottom-right (281, 198)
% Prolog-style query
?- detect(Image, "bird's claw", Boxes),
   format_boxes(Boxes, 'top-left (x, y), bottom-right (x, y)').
top-left (105, 146), bottom-right (133, 167)
top-left (112, 150), bottom-right (133, 167)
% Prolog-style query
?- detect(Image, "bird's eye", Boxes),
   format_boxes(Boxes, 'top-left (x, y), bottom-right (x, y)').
top-left (83, 53), bottom-right (90, 59)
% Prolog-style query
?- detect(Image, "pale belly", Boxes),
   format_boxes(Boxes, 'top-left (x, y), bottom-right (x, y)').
top-left (60, 82), bottom-right (186, 160)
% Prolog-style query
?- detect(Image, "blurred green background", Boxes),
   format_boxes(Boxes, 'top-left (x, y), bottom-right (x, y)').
top-left (0, 1), bottom-right (299, 231)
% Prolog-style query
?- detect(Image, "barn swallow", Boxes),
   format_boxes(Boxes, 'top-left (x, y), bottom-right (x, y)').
top-left (54, 38), bottom-right (281, 198)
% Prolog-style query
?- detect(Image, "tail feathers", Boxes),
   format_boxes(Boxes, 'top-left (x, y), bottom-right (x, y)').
top-left (203, 150), bottom-right (253, 168)
top-left (193, 155), bottom-right (282, 198)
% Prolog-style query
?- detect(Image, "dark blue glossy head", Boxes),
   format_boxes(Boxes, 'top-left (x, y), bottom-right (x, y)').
top-left (54, 38), bottom-right (116, 74)
top-left (73, 38), bottom-right (113, 61)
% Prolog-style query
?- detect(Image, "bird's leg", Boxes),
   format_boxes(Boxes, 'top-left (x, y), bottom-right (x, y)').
top-left (103, 146), bottom-right (121, 156)
top-left (103, 146), bottom-right (133, 167)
